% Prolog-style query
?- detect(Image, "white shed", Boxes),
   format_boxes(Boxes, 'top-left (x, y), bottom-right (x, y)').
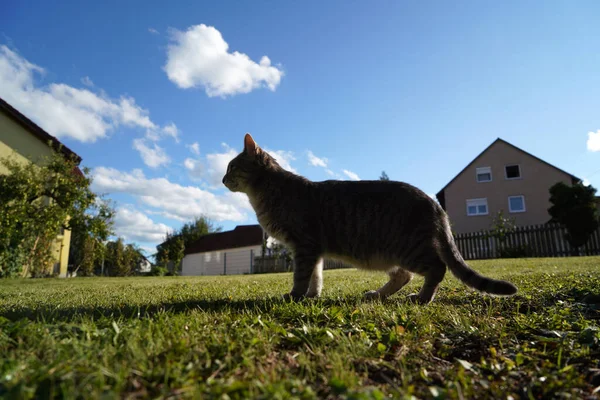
top-left (181, 225), bottom-right (266, 276)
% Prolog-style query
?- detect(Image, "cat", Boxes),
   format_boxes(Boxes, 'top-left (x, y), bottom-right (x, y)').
top-left (222, 134), bottom-right (517, 304)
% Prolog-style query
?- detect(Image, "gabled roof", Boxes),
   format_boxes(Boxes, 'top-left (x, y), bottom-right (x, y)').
top-left (184, 224), bottom-right (264, 255)
top-left (0, 96), bottom-right (82, 164)
top-left (436, 138), bottom-right (580, 199)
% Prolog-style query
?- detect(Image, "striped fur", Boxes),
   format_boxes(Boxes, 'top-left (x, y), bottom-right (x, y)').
top-left (222, 134), bottom-right (517, 303)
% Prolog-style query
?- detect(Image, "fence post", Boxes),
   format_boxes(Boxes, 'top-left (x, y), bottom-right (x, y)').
top-left (250, 249), bottom-right (254, 274)
top-left (224, 252), bottom-right (227, 275)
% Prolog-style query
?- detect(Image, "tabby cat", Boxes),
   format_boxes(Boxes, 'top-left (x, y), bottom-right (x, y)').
top-left (222, 134), bottom-right (517, 303)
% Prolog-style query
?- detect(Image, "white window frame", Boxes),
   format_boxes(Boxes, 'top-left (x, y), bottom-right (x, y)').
top-left (466, 198), bottom-right (489, 216)
top-left (508, 195), bottom-right (526, 213)
top-left (476, 167), bottom-right (492, 183)
top-left (504, 164), bottom-right (521, 180)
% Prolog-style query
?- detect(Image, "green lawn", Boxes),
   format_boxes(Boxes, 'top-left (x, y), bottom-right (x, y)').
top-left (1, 258), bottom-right (599, 399)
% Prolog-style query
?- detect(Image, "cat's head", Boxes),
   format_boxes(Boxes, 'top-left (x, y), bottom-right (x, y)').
top-left (222, 133), bottom-right (282, 193)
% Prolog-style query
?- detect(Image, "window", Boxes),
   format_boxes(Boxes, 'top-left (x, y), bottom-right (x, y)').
top-left (204, 252), bottom-right (212, 262)
top-left (476, 167), bottom-right (492, 182)
top-left (508, 195), bottom-right (526, 213)
top-left (466, 198), bottom-right (489, 216)
top-left (505, 165), bottom-right (521, 179)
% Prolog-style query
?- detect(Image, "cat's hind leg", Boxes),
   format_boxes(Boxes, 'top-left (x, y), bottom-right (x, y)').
top-left (305, 258), bottom-right (324, 298)
top-left (407, 259), bottom-right (446, 304)
top-left (364, 267), bottom-right (413, 300)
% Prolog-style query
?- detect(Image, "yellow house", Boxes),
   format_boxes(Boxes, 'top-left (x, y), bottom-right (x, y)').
top-left (0, 96), bottom-right (82, 277)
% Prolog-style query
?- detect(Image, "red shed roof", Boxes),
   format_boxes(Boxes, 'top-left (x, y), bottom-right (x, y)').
top-left (184, 224), bottom-right (264, 255)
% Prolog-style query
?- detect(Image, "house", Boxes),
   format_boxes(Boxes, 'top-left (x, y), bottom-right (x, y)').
top-left (181, 225), bottom-right (267, 276)
top-left (137, 255), bottom-right (153, 274)
top-left (436, 138), bottom-right (580, 234)
top-left (0, 96), bottom-right (82, 277)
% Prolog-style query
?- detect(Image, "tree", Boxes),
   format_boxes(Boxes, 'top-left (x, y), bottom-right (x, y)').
top-left (485, 210), bottom-right (531, 258)
top-left (106, 238), bottom-right (128, 276)
top-left (379, 171), bottom-right (390, 181)
top-left (270, 238), bottom-right (292, 263)
top-left (548, 182), bottom-right (599, 251)
top-left (156, 231), bottom-right (183, 273)
top-left (101, 239), bottom-right (147, 277)
top-left (122, 243), bottom-right (145, 276)
top-left (179, 216), bottom-right (222, 246)
top-left (0, 148), bottom-right (109, 278)
top-left (156, 216), bottom-right (221, 273)
top-left (125, 244), bottom-right (147, 275)
top-left (265, 236), bottom-right (293, 270)
top-left (487, 210), bottom-right (516, 244)
top-left (68, 198), bottom-right (115, 276)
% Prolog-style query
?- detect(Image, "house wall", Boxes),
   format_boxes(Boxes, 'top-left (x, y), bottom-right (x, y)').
top-left (444, 140), bottom-right (574, 234)
top-left (0, 112), bottom-right (55, 171)
top-left (182, 244), bottom-right (262, 276)
top-left (0, 112), bottom-right (72, 277)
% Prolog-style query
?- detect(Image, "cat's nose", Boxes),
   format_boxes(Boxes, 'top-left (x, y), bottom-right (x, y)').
top-left (222, 177), bottom-right (226, 184)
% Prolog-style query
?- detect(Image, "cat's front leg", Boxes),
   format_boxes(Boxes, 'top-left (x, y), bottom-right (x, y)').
top-left (305, 258), bottom-right (324, 298)
top-left (285, 250), bottom-right (320, 301)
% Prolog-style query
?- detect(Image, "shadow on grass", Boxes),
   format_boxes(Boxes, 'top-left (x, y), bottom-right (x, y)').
top-left (0, 295), bottom-right (364, 322)
top-left (3, 286), bottom-right (598, 323)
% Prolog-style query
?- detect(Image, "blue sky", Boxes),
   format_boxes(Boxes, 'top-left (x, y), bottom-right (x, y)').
top-left (2, 1), bottom-right (600, 255)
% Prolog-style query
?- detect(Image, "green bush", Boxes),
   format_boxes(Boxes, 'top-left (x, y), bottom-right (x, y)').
top-left (148, 265), bottom-right (169, 276)
top-left (498, 244), bottom-right (532, 258)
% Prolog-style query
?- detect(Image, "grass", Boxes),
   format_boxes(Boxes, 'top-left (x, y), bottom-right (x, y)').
top-left (1, 257), bottom-right (600, 399)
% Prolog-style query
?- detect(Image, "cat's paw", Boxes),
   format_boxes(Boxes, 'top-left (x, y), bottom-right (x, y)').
top-left (363, 290), bottom-right (382, 301)
top-left (406, 293), bottom-right (428, 305)
top-left (282, 293), bottom-right (305, 302)
top-left (304, 291), bottom-right (321, 299)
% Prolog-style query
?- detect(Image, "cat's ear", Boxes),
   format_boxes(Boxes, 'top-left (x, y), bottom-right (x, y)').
top-left (244, 133), bottom-right (258, 157)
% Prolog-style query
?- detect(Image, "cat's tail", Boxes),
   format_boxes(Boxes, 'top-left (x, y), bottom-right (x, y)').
top-left (436, 224), bottom-right (517, 296)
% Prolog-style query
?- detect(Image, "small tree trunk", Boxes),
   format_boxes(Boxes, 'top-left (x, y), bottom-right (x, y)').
top-left (22, 235), bottom-right (40, 278)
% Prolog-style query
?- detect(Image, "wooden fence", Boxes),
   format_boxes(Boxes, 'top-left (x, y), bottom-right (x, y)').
top-left (252, 224), bottom-right (599, 272)
top-left (454, 223), bottom-right (600, 260)
top-left (253, 257), bottom-right (353, 274)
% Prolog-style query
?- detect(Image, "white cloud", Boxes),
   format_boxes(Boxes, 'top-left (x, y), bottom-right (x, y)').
top-left (583, 178), bottom-right (591, 186)
top-left (187, 142), bottom-right (200, 155)
top-left (325, 169), bottom-right (335, 176)
top-left (264, 148), bottom-right (296, 173)
top-left (113, 206), bottom-right (172, 244)
top-left (117, 96), bottom-right (156, 129)
top-left (185, 143), bottom-right (238, 187)
top-left (81, 76), bottom-right (94, 87)
top-left (145, 209), bottom-right (188, 222)
top-left (164, 24), bottom-right (284, 97)
top-left (0, 45), bottom-right (172, 143)
top-left (92, 167), bottom-right (251, 222)
top-left (148, 28), bottom-right (159, 35)
top-left (132, 138), bottom-right (170, 168)
top-left (307, 150), bottom-right (328, 168)
top-left (587, 130), bottom-right (600, 152)
top-left (139, 245), bottom-right (158, 257)
top-left (183, 158), bottom-right (197, 170)
top-left (183, 143), bottom-right (297, 186)
top-left (162, 122), bottom-right (179, 142)
top-left (183, 157), bottom-right (204, 179)
top-left (144, 122), bottom-right (179, 142)
top-left (343, 169), bottom-right (360, 181)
